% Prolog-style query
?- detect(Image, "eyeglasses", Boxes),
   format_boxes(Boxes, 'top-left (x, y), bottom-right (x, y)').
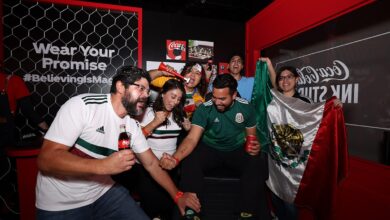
top-left (278, 75), bottom-right (295, 81)
top-left (130, 83), bottom-right (150, 95)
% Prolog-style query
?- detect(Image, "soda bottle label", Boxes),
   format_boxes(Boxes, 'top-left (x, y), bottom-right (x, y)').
top-left (118, 124), bottom-right (131, 150)
top-left (118, 139), bottom-right (130, 150)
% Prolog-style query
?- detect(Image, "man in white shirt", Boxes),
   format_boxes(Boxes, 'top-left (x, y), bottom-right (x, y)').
top-left (36, 66), bottom-right (200, 220)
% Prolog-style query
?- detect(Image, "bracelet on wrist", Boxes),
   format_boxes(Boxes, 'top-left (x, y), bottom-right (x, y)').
top-left (142, 127), bottom-right (152, 137)
top-left (173, 156), bottom-right (180, 166)
top-left (174, 191), bottom-right (184, 204)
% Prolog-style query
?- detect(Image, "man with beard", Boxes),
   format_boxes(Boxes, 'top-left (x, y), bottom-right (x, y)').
top-left (35, 66), bottom-right (200, 220)
top-left (160, 74), bottom-right (270, 220)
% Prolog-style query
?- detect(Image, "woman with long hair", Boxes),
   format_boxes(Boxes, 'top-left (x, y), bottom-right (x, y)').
top-left (137, 79), bottom-right (190, 220)
top-left (180, 62), bottom-right (207, 119)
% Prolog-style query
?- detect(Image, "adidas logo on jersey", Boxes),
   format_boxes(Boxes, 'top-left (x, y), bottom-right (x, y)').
top-left (96, 126), bottom-right (105, 134)
top-left (214, 117), bottom-right (220, 123)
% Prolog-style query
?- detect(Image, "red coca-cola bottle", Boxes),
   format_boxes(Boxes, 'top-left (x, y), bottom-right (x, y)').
top-left (118, 124), bottom-right (131, 150)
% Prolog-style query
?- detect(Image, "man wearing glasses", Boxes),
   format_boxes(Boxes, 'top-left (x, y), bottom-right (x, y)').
top-left (36, 66), bottom-right (200, 219)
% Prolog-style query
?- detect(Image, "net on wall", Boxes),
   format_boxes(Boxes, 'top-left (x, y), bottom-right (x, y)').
top-left (2, 0), bottom-right (140, 133)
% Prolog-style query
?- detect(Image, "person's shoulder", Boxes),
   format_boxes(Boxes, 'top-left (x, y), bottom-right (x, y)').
top-left (239, 76), bottom-right (254, 85)
top-left (145, 106), bottom-right (153, 111)
top-left (78, 93), bottom-right (109, 105)
top-left (235, 97), bottom-right (250, 105)
top-left (293, 92), bottom-right (312, 103)
top-left (78, 93), bottom-right (108, 99)
top-left (234, 98), bottom-right (255, 113)
top-left (195, 99), bottom-right (213, 113)
top-left (64, 93), bottom-right (108, 108)
top-left (144, 106), bottom-right (154, 115)
top-left (127, 116), bottom-right (142, 129)
top-left (201, 99), bottom-right (213, 107)
top-left (137, 106), bottom-right (153, 124)
top-left (241, 76), bottom-right (254, 81)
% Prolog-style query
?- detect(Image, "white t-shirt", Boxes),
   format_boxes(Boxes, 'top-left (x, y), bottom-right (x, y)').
top-left (36, 94), bottom-right (149, 211)
top-left (140, 107), bottom-right (182, 159)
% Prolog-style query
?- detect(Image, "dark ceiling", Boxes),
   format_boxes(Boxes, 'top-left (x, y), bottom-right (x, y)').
top-left (89, 0), bottom-right (273, 22)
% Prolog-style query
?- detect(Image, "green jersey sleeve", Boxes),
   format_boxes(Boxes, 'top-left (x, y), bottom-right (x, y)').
top-left (245, 103), bottom-right (257, 128)
top-left (191, 103), bottom-right (208, 129)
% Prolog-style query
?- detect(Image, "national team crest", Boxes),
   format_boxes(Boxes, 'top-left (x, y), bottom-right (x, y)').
top-left (235, 113), bottom-right (244, 123)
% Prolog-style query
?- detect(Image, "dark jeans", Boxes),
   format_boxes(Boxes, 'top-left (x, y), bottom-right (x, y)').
top-left (36, 184), bottom-right (149, 220)
top-left (180, 141), bottom-right (270, 219)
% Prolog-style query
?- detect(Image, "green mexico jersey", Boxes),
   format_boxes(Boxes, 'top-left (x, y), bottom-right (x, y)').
top-left (192, 98), bottom-right (257, 151)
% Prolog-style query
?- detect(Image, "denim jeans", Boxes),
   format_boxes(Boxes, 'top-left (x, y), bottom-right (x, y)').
top-left (36, 184), bottom-right (149, 220)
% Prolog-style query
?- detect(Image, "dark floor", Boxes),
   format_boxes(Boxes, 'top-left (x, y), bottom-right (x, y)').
top-left (0, 163), bottom-right (242, 220)
top-left (200, 177), bottom-right (241, 220)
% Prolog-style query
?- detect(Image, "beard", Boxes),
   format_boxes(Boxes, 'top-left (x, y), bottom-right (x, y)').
top-left (121, 91), bottom-right (146, 116)
top-left (215, 105), bottom-right (226, 112)
top-left (214, 102), bottom-right (233, 113)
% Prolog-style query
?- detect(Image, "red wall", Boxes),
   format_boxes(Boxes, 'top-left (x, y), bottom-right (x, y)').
top-left (245, 0), bottom-right (375, 76)
top-left (245, 1), bottom-right (390, 219)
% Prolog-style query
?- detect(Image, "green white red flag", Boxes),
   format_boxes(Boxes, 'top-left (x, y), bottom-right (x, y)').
top-left (251, 61), bottom-right (349, 219)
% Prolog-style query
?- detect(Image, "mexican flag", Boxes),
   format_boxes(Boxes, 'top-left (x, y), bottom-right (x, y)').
top-left (251, 61), bottom-right (349, 219)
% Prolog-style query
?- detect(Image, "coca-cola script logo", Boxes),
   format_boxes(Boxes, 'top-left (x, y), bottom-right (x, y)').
top-left (168, 42), bottom-right (185, 51)
top-left (166, 40), bottom-right (186, 60)
top-left (297, 60), bottom-right (350, 85)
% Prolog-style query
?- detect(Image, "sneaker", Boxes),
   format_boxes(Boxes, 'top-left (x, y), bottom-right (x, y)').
top-left (238, 212), bottom-right (256, 220)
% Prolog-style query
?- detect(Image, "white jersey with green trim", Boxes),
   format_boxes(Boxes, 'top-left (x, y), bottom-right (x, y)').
top-left (36, 93), bottom-right (149, 211)
top-left (140, 107), bottom-right (182, 159)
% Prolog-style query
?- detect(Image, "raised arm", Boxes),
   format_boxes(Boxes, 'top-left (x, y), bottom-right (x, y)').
top-left (148, 64), bottom-right (176, 80)
top-left (259, 57), bottom-right (277, 89)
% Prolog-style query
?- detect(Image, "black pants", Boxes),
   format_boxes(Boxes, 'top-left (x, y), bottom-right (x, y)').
top-left (180, 141), bottom-right (270, 219)
top-left (136, 164), bottom-right (177, 219)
